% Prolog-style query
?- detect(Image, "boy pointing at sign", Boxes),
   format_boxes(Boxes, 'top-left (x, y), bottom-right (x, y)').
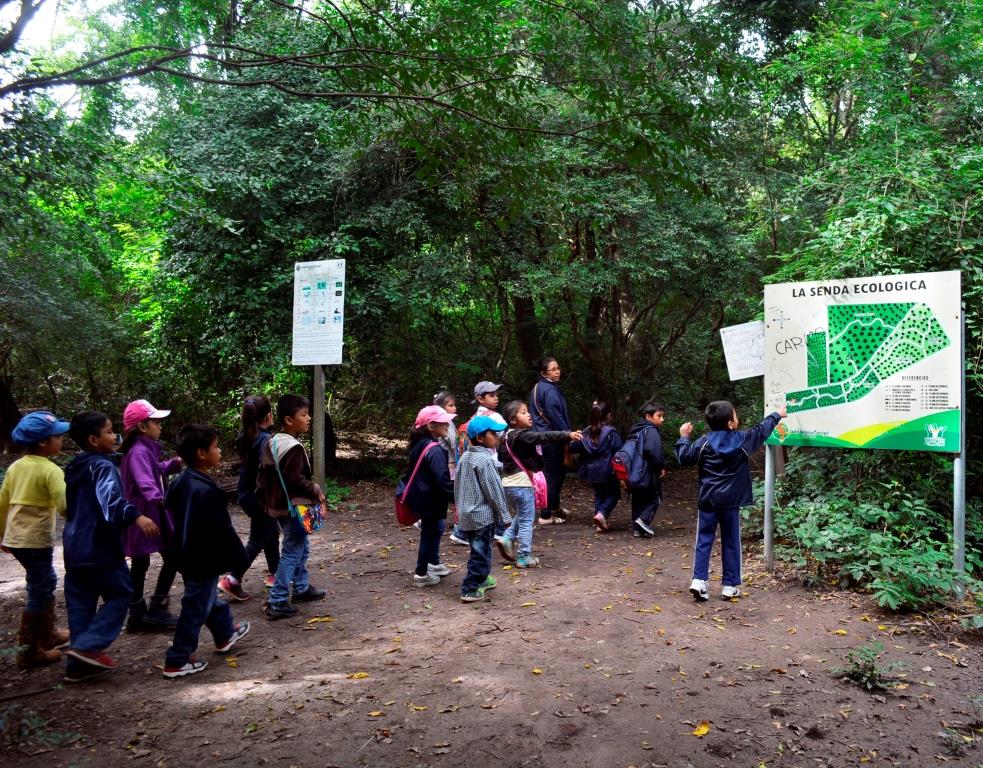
top-left (675, 402), bottom-right (787, 602)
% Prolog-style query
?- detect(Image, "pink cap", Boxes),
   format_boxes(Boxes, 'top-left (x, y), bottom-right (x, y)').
top-left (414, 405), bottom-right (454, 430)
top-left (123, 399), bottom-right (172, 432)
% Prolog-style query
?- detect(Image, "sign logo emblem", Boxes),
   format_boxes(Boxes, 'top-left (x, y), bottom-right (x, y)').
top-left (924, 424), bottom-right (946, 448)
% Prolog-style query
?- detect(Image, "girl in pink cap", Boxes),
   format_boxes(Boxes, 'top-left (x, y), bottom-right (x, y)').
top-left (119, 399), bottom-right (183, 631)
top-left (396, 406), bottom-right (455, 588)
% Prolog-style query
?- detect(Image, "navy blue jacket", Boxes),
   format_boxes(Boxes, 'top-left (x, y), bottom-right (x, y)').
top-left (628, 419), bottom-right (665, 491)
top-left (166, 468), bottom-right (249, 581)
top-left (236, 428), bottom-right (271, 518)
top-left (529, 378), bottom-right (571, 432)
top-left (674, 413), bottom-right (781, 510)
top-left (63, 452), bottom-right (141, 569)
top-left (396, 438), bottom-right (454, 520)
top-left (571, 426), bottom-right (623, 483)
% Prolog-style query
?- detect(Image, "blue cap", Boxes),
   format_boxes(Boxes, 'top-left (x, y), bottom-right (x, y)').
top-left (467, 414), bottom-right (507, 439)
top-left (11, 411), bottom-right (70, 445)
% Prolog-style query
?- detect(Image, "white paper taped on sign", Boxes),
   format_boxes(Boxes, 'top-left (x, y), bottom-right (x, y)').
top-left (719, 320), bottom-right (765, 381)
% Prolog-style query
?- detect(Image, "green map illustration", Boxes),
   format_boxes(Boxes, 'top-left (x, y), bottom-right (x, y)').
top-left (785, 302), bottom-right (949, 413)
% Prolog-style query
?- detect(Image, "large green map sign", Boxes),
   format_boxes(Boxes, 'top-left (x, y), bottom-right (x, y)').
top-left (765, 271), bottom-right (962, 452)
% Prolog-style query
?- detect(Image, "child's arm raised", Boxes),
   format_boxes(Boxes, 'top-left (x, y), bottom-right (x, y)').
top-left (742, 408), bottom-right (787, 454)
top-left (674, 424), bottom-right (702, 466)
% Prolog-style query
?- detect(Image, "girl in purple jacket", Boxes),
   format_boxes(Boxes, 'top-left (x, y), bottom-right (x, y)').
top-left (120, 399), bottom-right (183, 631)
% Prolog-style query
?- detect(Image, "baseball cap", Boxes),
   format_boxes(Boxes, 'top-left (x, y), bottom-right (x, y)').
top-left (467, 414), bottom-right (507, 439)
top-left (123, 399), bottom-right (172, 432)
top-left (473, 381), bottom-right (503, 398)
top-left (414, 405), bottom-right (455, 430)
top-left (11, 411), bottom-right (70, 445)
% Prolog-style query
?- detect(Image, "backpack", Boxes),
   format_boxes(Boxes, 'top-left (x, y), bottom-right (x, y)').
top-left (610, 428), bottom-right (651, 490)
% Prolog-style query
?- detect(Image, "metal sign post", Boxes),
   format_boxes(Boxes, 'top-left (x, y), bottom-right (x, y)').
top-left (953, 309), bottom-right (966, 595)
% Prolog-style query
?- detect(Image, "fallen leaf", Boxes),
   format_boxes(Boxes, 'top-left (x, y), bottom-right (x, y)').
top-left (520, 602), bottom-right (537, 608)
top-left (409, 704), bottom-right (428, 711)
top-left (368, 711), bottom-right (385, 717)
top-left (602, 604), bottom-right (613, 611)
top-left (346, 672), bottom-right (370, 680)
top-left (532, 668), bottom-right (543, 675)
top-left (307, 616), bottom-right (335, 624)
top-left (833, 629), bottom-right (848, 636)
top-left (451, 676), bottom-right (464, 683)
top-left (225, 657), bottom-right (238, 669)
top-left (692, 720), bottom-right (711, 737)
top-left (244, 723), bottom-right (259, 734)
top-left (502, 565), bottom-right (513, 570)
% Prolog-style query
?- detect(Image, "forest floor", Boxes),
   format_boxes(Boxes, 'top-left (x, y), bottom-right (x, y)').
top-left (0, 466), bottom-right (980, 768)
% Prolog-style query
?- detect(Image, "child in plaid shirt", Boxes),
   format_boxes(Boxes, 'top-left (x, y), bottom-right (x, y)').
top-left (454, 416), bottom-right (511, 603)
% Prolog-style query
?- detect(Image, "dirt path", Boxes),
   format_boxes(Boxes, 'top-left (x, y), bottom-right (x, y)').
top-left (1, 470), bottom-right (980, 767)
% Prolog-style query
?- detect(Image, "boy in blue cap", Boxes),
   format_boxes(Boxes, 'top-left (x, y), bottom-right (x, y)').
top-left (675, 401), bottom-right (786, 601)
top-left (0, 411), bottom-right (71, 668)
top-left (454, 415), bottom-right (511, 603)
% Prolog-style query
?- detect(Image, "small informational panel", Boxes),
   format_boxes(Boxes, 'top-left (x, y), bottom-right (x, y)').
top-left (720, 320), bottom-right (765, 381)
top-left (291, 259), bottom-right (345, 366)
top-left (764, 270), bottom-right (961, 452)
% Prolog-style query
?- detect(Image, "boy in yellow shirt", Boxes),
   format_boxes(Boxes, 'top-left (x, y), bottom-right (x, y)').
top-left (0, 411), bottom-right (71, 668)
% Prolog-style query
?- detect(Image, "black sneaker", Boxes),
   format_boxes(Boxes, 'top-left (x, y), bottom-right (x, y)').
top-left (634, 519), bottom-right (655, 536)
top-left (632, 529), bottom-right (653, 539)
top-left (291, 585), bottom-right (326, 603)
top-left (64, 664), bottom-right (112, 683)
top-left (264, 601), bottom-right (299, 619)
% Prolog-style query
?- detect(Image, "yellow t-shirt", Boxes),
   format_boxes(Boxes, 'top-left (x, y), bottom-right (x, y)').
top-left (0, 455), bottom-right (67, 549)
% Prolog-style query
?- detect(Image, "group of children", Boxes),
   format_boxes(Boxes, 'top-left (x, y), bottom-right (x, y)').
top-left (397, 380), bottom-right (787, 604)
top-left (0, 392), bottom-right (326, 681)
top-left (0, 380), bottom-right (787, 680)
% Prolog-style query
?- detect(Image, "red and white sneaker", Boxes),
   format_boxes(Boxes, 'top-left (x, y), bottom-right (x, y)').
top-left (64, 648), bottom-right (118, 669)
top-left (215, 622), bottom-right (251, 653)
top-left (162, 657), bottom-right (208, 679)
top-left (264, 573), bottom-right (275, 589)
top-left (218, 575), bottom-right (250, 602)
top-left (593, 512), bottom-right (609, 531)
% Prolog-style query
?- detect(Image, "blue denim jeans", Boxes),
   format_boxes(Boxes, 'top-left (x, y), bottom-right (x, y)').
top-left (233, 511), bottom-right (280, 581)
top-left (461, 524), bottom-right (494, 595)
top-left (415, 517), bottom-right (445, 575)
top-left (693, 506), bottom-right (742, 586)
top-left (505, 487), bottom-right (536, 559)
top-left (270, 515), bottom-right (310, 604)
top-left (64, 562), bottom-right (132, 664)
top-left (9, 547), bottom-right (57, 613)
top-left (592, 480), bottom-right (621, 518)
top-left (165, 576), bottom-right (235, 667)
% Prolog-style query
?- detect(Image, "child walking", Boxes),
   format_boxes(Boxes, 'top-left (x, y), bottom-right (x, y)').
top-left (162, 425), bottom-right (251, 678)
top-left (626, 401), bottom-right (667, 538)
top-left (120, 399), bottom-right (182, 632)
top-left (0, 412), bottom-right (70, 668)
top-left (454, 416), bottom-right (511, 602)
top-left (256, 394), bottom-right (326, 619)
top-left (218, 395), bottom-right (280, 601)
top-left (62, 412), bottom-right (159, 682)
top-left (570, 401), bottom-right (623, 532)
top-left (396, 405), bottom-right (455, 588)
top-left (498, 401), bottom-right (581, 567)
top-left (675, 401), bottom-right (786, 601)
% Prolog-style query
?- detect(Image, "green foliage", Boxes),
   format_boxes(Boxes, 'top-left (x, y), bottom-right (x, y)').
top-left (0, 704), bottom-right (82, 750)
top-left (831, 642), bottom-right (906, 691)
top-left (762, 450), bottom-right (983, 610)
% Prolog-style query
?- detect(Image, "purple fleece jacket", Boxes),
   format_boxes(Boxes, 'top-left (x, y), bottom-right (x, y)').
top-left (121, 434), bottom-right (182, 557)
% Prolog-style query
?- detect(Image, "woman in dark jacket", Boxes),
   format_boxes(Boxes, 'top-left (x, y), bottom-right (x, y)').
top-left (529, 357), bottom-right (572, 524)
top-left (396, 406), bottom-right (455, 588)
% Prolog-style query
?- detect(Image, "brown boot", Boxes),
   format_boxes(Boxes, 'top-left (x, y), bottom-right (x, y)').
top-left (42, 600), bottom-right (70, 649)
top-left (16, 611), bottom-right (62, 669)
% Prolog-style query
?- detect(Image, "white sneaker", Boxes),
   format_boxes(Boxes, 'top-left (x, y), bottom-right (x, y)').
top-left (414, 573), bottom-right (440, 588)
top-left (412, 519), bottom-right (422, 530)
top-left (689, 579), bottom-right (709, 602)
top-left (721, 585), bottom-right (742, 600)
top-left (449, 533), bottom-right (470, 547)
top-left (634, 518), bottom-right (655, 536)
top-left (427, 563), bottom-right (452, 577)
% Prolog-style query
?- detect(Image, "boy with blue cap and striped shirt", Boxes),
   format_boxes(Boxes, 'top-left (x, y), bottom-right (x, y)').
top-left (0, 411), bottom-right (71, 668)
top-left (454, 415), bottom-right (511, 603)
